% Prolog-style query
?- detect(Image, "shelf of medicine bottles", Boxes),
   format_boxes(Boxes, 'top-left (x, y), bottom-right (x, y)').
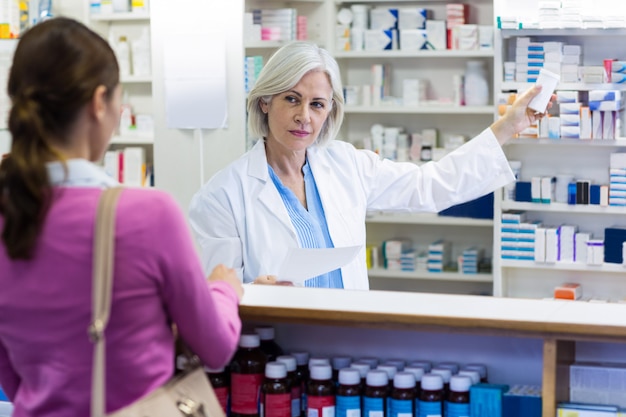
top-left (120, 75), bottom-right (152, 83)
top-left (501, 201), bottom-right (626, 214)
top-left (500, 259), bottom-right (626, 274)
top-left (368, 267), bottom-right (493, 283)
top-left (344, 105), bottom-right (494, 115)
top-left (501, 81), bottom-right (626, 92)
top-left (500, 28), bottom-right (626, 39)
top-left (366, 212), bottom-right (493, 226)
top-left (89, 12), bottom-right (150, 21)
top-left (506, 138), bottom-right (626, 148)
top-left (334, 50), bottom-right (494, 59)
top-left (110, 133), bottom-right (154, 145)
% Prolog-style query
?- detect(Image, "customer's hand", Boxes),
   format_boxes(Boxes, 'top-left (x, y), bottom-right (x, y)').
top-left (491, 85), bottom-right (556, 145)
top-left (253, 275), bottom-right (294, 286)
top-left (207, 264), bottom-right (244, 301)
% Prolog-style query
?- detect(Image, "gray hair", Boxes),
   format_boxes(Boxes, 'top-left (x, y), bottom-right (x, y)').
top-left (247, 41), bottom-right (344, 146)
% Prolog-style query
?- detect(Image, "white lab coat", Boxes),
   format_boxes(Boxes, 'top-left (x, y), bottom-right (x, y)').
top-left (188, 128), bottom-right (514, 290)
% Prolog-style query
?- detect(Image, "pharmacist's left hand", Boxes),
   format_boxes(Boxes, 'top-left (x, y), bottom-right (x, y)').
top-left (253, 274), bottom-right (294, 286)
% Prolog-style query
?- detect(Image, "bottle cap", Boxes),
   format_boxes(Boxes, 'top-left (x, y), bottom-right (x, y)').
top-left (291, 351), bottom-right (310, 366)
top-left (393, 372), bottom-right (416, 389)
top-left (255, 326), bottom-right (275, 340)
top-left (357, 357), bottom-right (379, 368)
top-left (337, 8), bottom-right (353, 25)
top-left (332, 356), bottom-right (352, 370)
top-left (276, 355), bottom-right (297, 372)
top-left (384, 359), bottom-right (405, 371)
top-left (421, 374), bottom-right (443, 391)
top-left (408, 360), bottom-right (431, 372)
top-left (266, 361), bottom-right (287, 379)
top-left (338, 368), bottom-right (361, 385)
top-left (370, 123), bottom-right (384, 137)
top-left (463, 364), bottom-right (487, 379)
top-left (309, 357), bottom-right (330, 369)
top-left (204, 365), bottom-right (225, 373)
top-left (436, 362), bottom-right (459, 374)
top-left (366, 370), bottom-right (388, 387)
top-left (376, 364), bottom-right (397, 380)
top-left (458, 370), bottom-right (480, 385)
top-left (239, 334), bottom-right (260, 348)
top-left (310, 364), bottom-right (332, 380)
top-left (450, 375), bottom-right (472, 392)
top-left (404, 366), bottom-right (425, 381)
top-left (350, 362), bottom-right (371, 378)
top-left (431, 368), bottom-right (452, 383)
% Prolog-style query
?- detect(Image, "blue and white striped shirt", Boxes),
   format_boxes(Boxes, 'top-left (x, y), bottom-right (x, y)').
top-left (268, 161), bottom-right (344, 288)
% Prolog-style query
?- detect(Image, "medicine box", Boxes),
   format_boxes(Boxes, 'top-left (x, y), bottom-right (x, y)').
top-left (554, 282), bottom-right (582, 300)
top-left (557, 403), bottom-right (619, 417)
top-left (570, 362), bottom-right (626, 408)
top-left (470, 383), bottom-right (510, 417)
top-left (503, 385), bottom-right (542, 417)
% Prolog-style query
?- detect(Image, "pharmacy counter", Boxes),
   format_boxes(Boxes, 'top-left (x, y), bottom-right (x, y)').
top-left (240, 286), bottom-right (626, 417)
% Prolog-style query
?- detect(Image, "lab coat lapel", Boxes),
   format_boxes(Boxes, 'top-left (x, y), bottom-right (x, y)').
top-left (248, 140), bottom-right (298, 240)
top-left (307, 146), bottom-right (349, 247)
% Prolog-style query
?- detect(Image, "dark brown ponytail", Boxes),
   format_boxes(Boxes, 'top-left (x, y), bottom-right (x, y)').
top-left (0, 17), bottom-right (119, 259)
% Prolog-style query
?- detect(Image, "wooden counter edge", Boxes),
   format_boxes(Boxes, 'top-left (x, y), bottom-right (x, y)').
top-left (239, 305), bottom-right (626, 342)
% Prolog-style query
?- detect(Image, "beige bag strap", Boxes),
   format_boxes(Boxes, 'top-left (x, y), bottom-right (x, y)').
top-left (89, 187), bottom-right (124, 417)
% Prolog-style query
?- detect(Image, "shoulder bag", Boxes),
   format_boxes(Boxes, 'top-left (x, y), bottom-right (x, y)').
top-left (89, 187), bottom-right (226, 417)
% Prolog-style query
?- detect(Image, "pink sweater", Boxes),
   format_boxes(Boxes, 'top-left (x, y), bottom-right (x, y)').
top-left (0, 187), bottom-right (242, 416)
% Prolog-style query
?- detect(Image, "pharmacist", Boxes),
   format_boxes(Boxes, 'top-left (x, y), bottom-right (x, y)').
top-left (189, 41), bottom-right (550, 290)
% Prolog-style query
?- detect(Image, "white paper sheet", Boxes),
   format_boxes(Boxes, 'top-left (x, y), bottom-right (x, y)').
top-left (278, 246), bottom-right (362, 286)
top-left (162, 35), bottom-right (228, 129)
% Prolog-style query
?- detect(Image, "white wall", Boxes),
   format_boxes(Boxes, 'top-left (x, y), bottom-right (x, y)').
top-left (151, 0), bottom-right (246, 212)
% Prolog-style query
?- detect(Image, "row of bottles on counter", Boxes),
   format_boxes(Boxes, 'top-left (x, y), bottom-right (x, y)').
top-left (178, 326), bottom-right (497, 417)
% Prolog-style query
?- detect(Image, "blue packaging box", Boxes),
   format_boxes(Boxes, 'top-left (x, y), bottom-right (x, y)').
top-left (470, 383), bottom-right (510, 417)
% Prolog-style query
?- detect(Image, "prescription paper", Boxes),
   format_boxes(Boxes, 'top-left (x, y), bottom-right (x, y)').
top-left (278, 246), bottom-right (362, 286)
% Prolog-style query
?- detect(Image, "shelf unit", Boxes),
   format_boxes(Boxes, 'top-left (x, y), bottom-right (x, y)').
top-left (329, 0), bottom-right (497, 294)
top-left (240, 285), bottom-right (626, 417)
top-left (86, 9), bottom-right (155, 183)
top-left (365, 212), bottom-right (494, 294)
top-left (492, 0), bottom-right (626, 299)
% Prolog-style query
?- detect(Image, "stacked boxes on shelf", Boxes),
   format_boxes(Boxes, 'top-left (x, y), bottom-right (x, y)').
top-left (244, 55), bottom-right (263, 94)
top-left (244, 8), bottom-right (306, 43)
top-left (508, 37), bottom-right (581, 83)
top-left (500, 209), bottom-right (626, 268)
top-left (459, 247), bottom-right (483, 274)
top-left (501, 88), bottom-right (623, 140)
top-left (610, 153), bottom-right (626, 206)
top-left (500, 211), bottom-right (536, 261)
top-left (382, 239), bottom-right (413, 271)
top-left (498, 1), bottom-right (626, 29)
top-left (376, 238), bottom-right (485, 274)
top-left (338, 3), bottom-right (492, 52)
top-left (427, 239), bottom-right (451, 272)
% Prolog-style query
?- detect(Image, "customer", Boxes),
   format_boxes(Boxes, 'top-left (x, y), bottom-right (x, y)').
top-left (189, 41), bottom-right (551, 289)
top-left (0, 17), bottom-right (243, 416)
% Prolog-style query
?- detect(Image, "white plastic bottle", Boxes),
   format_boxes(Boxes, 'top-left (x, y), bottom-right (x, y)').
top-left (463, 60), bottom-right (489, 106)
top-left (116, 35), bottom-right (132, 78)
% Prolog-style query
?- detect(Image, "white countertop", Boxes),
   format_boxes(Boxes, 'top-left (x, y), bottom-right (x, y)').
top-left (240, 286), bottom-right (626, 337)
